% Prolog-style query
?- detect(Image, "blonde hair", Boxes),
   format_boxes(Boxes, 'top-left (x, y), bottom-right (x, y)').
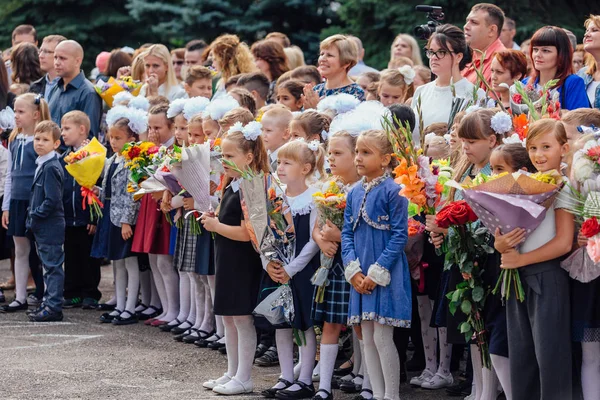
top-left (562, 108), bottom-right (600, 127)
top-left (329, 130), bottom-right (358, 153)
top-left (34, 120), bottom-right (61, 141)
top-left (262, 105), bottom-right (293, 128)
top-left (585, 15), bottom-right (600, 75)
top-left (184, 65), bottom-right (213, 85)
top-left (210, 34), bottom-right (257, 82)
top-left (62, 110), bottom-right (91, 134)
top-left (9, 93), bottom-right (50, 141)
top-left (391, 34), bottom-right (423, 66)
top-left (144, 44), bottom-right (179, 93)
top-left (388, 56), bottom-right (414, 70)
top-left (131, 51), bottom-right (147, 81)
top-left (219, 107), bottom-right (255, 132)
top-left (526, 118), bottom-right (568, 150)
top-left (320, 35), bottom-right (358, 72)
top-left (358, 129), bottom-right (398, 170)
top-left (221, 130), bottom-right (270, 192)
top-left (414, 65), bottom-right (432, 85)
top-left (278, 139), bottom-right (326, 179)
top-left (228, 87), bottom-right (257, 116)
top-left (284, 46), bottom-right (305, 69)
top-left (378, 68), bottom-right (415, 103)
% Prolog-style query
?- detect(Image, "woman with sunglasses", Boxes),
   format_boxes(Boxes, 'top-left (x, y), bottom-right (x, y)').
top-left (411, 24), bottom-right (484, 129)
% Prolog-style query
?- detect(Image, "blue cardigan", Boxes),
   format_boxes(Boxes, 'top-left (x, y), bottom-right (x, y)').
top-left (523, 74), bottom-right (590, 111)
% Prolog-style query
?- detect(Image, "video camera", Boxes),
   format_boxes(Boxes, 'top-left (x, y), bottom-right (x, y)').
top-left (413, 5), bottom-right (445, 40)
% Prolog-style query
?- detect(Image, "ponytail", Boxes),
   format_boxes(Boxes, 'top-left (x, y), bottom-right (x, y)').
top-left (9, 93), bottom-right (50, 142)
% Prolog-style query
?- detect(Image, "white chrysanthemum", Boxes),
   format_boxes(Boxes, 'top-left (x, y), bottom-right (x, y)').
top-left (228, 121), bottom-right (244, 135)
top-left (491, 111), bottom-right (512, 135)
top-left (183, 96), bottom-right (211, 121)
top-left (398, 65), bottom-right (416, 85)
top-left (307, 140), bottom-right (320, 152)
top-left (167, 98), bottom-right (187, 119)
top-left (317, 93), bottom-right (360, 116)
top-left (242, 121), bottom-right (262, 141)
top-left (106, 105), bottom-right (148, 134)
top-left (321, 130), bottom-right (329, 141)
top-left (203, 95), bottom-right (239, 121)
top-left (0, 107), bottom-right (15, 131)
top-left (113, 91), bottom-right (134, 106)
top-left (502, 133), bottom-right (524, 147)
top-left (443, 133), bottom-right (451, 144)
top-left (128, 96), bottom-right (150, 111)
top-left (329, 101), bottom-right (390, 137)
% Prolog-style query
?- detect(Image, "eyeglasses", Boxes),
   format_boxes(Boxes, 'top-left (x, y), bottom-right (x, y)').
top-left (39, 49), bottom-right (54, 55)
top-left (424, 49), bottom-right (456, 60)
top-left (173, 60), bottom-right (184, 65)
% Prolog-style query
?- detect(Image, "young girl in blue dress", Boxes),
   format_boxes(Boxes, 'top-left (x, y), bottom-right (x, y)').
top-left (0, 93), bottom-right (49, 313)
top-left (92, 106), bottom-right (144, 325)
top-left (261, 139), bottom-right (324, 400)
top-left (342, 129), bottom-right (411, 400)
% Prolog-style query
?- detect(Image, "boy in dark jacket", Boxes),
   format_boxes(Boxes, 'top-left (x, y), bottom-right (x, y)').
top-left (60, 111), bottom-right (102, 309)
top-left (27, 121), bottom-right (65, 322)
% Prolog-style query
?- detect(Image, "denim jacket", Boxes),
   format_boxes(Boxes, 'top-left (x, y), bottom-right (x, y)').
top-left (578, 66), bottom-right (600, 109)
top-left (101, 155), bottom-right (139, 227)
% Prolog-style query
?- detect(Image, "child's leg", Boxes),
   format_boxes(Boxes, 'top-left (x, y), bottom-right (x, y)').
top-left (233, 315), bottom-right (256, 383)
top-left (581, 342), bottom-right (600, 400)
top-left (136, 269), bottom-right (152, 312)
top-left (63, 227), bottom-right (80, 300)
top-left (37, 244), bottom-right (65, 312)
top-left (12, 236), bottom-right (29, 305)
top-left (148, 254), bottom-right (168, 319)
top-left (222, 316), bottom-right (239, 378)
top-left (156, 254), bottom-right (179, 322)
top-left (373, 322), bottom-right (400, 400)
top-left (417, 297), bottom-right (438, 374)
top-left (361, 321), bottom-right (385, 400)
top-left (207, 275), bottom-right (224, 339)
top-left (481, 360), bottom-right (499, 400)
top-left (123, 256), bottom-right (139, 314)
top-left (273, 329), bottom-right (295, 388)
top-left (187, 273), bottom-right (196, 326)
top-left (112, 259), bottom-right (127, 317)
top-left (358, 336), bottom-right (373, 400)
top-left (199, 277), bottom-right (215, 333)
top-left (471, 344), bottom-right (483, 400)
top-left (438, 327), bottom-right (453, 376)
top-left (28, 239), bottom-right (44, 300)
top-left (491, 354), bottom-right (511, 400)
top-left (316, 322), bottom-right (343, 398)
top-left (191, 275), bottom-right (204, 331)
top-left (172, 271), bottom-right (190, 326)
top-left (297, 328), bottom-right (317, 386)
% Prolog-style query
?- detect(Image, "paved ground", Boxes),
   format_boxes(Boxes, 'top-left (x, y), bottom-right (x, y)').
top-left (0, 260), bottom-right (456, 400)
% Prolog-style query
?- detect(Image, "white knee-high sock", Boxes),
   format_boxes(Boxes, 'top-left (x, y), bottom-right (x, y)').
top-left (124, 256), bottom-right (139, 313)
top-left (222, 316), bottom-right (239, 377)
top-left (200, 277), bottom-right (215, 333)
top-left (187, 274), bottom-right (196, 325)
top-left (275, 329), bottom-right (295, 387)
top-left (418, 297), bottom-right (438, 374)
top-left (491, 354), bottom-right (511, 400)
top-left (136, 269), bottom-right (151, 311)
top-left (353, 330), bottom-right (362, 375)
top-left (207, 275), bottom-right (224, 337)
top-left (234, 315), bottom-right (256, 383)
top-left (12, 236), bottom-right (30, 305)
top-left (373, 323), bottom-right (400, 400)
top-left (156, 254), bottom-right (179, 322)
top-left (362, 321), bottom-right (384, 400)
top-left (174, 271), bottom-right (191, 324)
top-left (148, 253), bottom-right (168, 319)
top-left (191, 275), bottom-right (204, 330)
top-left (113, 259), bottom-right (127, 316)
top-left (359, 339), bottom-right (373, 399)
top-left (318, 343), bottom-right (338, 396)
top-left (581, 342), bottom-right (600, 400)
top-left (299, 328), bottom-right (317, 385)
top-left (481, 361), bottom-right (499, 400)
top-left (471, 344), bottom-right (483, 400)
top-left (438, 327), bottom-right (453, 376)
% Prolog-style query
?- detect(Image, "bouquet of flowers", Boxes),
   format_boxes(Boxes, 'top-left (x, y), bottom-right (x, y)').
top-left (311, 180), bottom-right (347, 303)
top-left (406, 219), bottom-right (427, 289)
top-left (64, 137), bottom-right (107, 221)
top-left (121, 141), bottom-right (161, 193)
top-left (510, 79), bottom-right (560, 119)
top-left (447, 170), bottom-right (564, 301)
top-left (435, 200), bottom-right (494, 369)
top-left (95, 76), bottom-right (142, 108)
top-left (170, 143), bottom-right (212, 213)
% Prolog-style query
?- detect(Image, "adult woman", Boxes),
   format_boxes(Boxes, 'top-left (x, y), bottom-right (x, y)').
top-left (524, 26), bottom-right (589, 110)
top-left (490, 50), bottom-right (528, 109)
top-left (579, 15), bottom-right (600, 108)
top-left (411, 24), bottom-right (484, 129)
top-left (106, 50), bottom-right (133, 80)
top-left (251, 40), bottom-right (290, 103)
top-left (303, 34), bottom-right (365, 109)
top-left (10, 42), bottom-right (42, 85)
top-left (390, 33), bottom-right (423, 67)
top-left (139, 44), bottom-right (187, 101)
top-left (209, 34), bottom-right (257, 99)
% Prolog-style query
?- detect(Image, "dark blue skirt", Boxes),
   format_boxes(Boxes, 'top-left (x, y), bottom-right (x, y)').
top-left (91, 199), bottom-right (134, 260)
top-left (195, 231), bottom-right (215, 275)
top-left (8, 199), bottom-right (29, 237)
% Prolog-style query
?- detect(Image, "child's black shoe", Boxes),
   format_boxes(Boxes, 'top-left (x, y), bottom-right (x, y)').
top-left (28, 307), bottom-right (63, 322)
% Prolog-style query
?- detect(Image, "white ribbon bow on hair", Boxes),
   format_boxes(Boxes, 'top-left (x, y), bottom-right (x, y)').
top-left (398, 65), bottom-right (416, 85)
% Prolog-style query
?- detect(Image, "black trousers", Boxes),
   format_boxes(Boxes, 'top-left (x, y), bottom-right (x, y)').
top-left (63, 226), bottom-right (101, 300)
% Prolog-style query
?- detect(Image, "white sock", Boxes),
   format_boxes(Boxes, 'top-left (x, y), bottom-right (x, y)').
top-left (200, 278), bottom-right (215, 333)
top-left (113, 259), bottom-right (127, 313)
top-left (418, 297), bottom-right (438, 374)
top-left (156, 254), bottom-right (179, 322)
top-left (136, 269), bottom-right (151, 311)
top-left (373, 323), bottom-right (400, 400)
top-left (353, 330), bottom-right (361, 375)
top-left (222, 316), bottom-right (239, 377)
top-left (438, 327), bottom-right (453, 376)
top-left (233, 315), bottom-right (256, 383)
top-left (471, 344), bottom-right (483, 400)
top-left (275, 329), bottom-right (295, 387)
top-left (581, 342), bottom-right (600, 400)
top-left (124, 256), bottom-right (139, 313)
top-left (318, 343), bottom-right (338, 395)
top-left (286, 328), bottom-right (317, 391)
top-left (187, 274), bottom-right (196, 326)
top-left (359, 339), bottom-right (373, 396)
top-left (174, 271), bottom-right (191, 325)
top-left (148, 254), bottom-right (168, 319)
top-left (482, 361), bottom-right (499, 400)
top-left (362, 321), bottom-right (384, 400)
top-left (191, 275), bottom-right (204, 330)
top-left (207, 275), bottom-right (224, 337)
top-left (12, 236), bottom-right (30, 304)
top-left (491, 354), bottom-right (511, 400)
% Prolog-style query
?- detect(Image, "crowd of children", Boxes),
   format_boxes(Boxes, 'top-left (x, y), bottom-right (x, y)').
top-left (0, 8), bottom-right (599, 400)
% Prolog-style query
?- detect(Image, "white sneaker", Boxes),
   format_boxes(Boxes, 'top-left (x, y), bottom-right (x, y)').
top-left (202, 373), bottom-right (231, 389)
top-left (213, 377), bottom-right (253, 395)
top-left (421, 372), bottom-right (454, 389)
top-left (409, 369), bottom-right (434, 386)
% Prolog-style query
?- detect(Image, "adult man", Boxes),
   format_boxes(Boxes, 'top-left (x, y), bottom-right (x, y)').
top-left (30, 35), bottom-right (67, 99)
top-left (12, 25), bottom-right (37, 46)
top-left (347, 35), bottom-right (378, 77)
top-left (47, 40), bottom-right (101, 137)
top-left (184, 39), bottom-right (207, 66)
top-left (500, 18), bottom-right (520, 50)
top-left (462, 3), bottom-right (506, 84)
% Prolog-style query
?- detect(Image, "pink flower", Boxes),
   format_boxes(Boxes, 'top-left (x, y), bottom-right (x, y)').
top-left (511, 93), bottom-right (522, 104)
top-left (587, 235), bottom-right (600, 263)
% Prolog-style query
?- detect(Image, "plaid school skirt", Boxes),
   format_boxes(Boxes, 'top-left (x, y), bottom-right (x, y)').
top-left (311, 251), bottom-right (350, 325)
top-left (173, 217), bottom-right (198, 273)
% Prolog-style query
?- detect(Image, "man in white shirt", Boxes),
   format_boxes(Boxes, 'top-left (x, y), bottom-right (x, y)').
top-left (500, 18), bottom-right (521, 50)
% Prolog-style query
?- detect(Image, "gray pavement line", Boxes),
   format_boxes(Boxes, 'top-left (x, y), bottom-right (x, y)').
top-left (0, 323), bottom-right (76, 328)
top-left (1, 334), bottom-right (103, 351)
top-left (0, 320), bottom-right (75, 325)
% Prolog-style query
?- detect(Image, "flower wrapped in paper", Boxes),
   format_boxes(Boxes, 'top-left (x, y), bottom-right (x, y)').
top-left (95, 76), bottom-right (142, 108)
top-left (406, 219), bottom-right (426, 286)
top-left (253, 284), bottom-right (295, 326)
top-left (170, 143), bottom-right (212, 213)
top-left (121, 141), bottom-right (161, 192)
top-left (64, 137), bottom-right (107, 221)
top-left (311, 180), bottom-right (347, 303)
top-left (509, 79), bottom-right (561, 119)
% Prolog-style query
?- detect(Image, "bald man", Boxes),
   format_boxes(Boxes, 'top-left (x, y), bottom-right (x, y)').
top-left (47, 40), bottom-right (102, 137)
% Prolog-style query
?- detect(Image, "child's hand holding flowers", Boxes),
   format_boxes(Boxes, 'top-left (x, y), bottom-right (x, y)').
top-left (200, 212), bottom-right (220, 232)
top-left (494, 227), bottom-right (526, 253)
top-left (183, 197), bottom-right (195, 211)
top-left (500, 249), bottom-right (523, 269)
top-left (321, 220), bottom-right (342, 242)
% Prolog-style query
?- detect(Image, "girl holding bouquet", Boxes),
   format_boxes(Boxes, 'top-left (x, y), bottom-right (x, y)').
top-left (200, 125), bottom-right (267, 395)
top-left (499, 119), bottom-right (574, 400)
top-left (341, 129), bottom-right (410, 400)
top-left (1, 93), bottom-right (50, 313)
top-left (261, 139), bottom-right (324, 399)
top-left (311, 130), bottom-right (363, 400)
top-left (132, 104), bottom-right (180, 327)
top-left (92, 107), bottom-right (143, 325)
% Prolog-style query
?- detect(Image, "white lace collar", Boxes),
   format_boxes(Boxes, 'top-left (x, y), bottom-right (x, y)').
top-left (287, 186), bottom-right (318, 216)
top-left (361, 173), bottom-right (390, 192)
top-left (15, 133), bottom-right (34, 142)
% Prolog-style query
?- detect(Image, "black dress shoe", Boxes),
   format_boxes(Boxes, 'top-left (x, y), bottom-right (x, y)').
top-left (97, 303), bottom-right (116, 311)
top-left (340, 375), bottom-right (361, 393)
top-left (446, 380), bottom-right (472, 397)
top-left (171, 321), bottom-right (193, 335)
top-left (159, 319), bottom-right (182, 332)
top-left (312, 389), bottom-right (332, 400)
top-left (262, 378), bottom-right (293, 398)
top-left (351, 389), bottom-right (373, 400)
top-left (0, 290), bottom-right (5, 303)
top-left (333, 360), bottom-right (353, 376)
top-left (255, 343), bottom-right (270, 359)
top-left (208, 339), bottom-right (226, 350)
top-left (112, 311), bottom-right (138, 326)
top-left (218, 345), bottom-right (227, 355)
top-left (174, 329), bottom-right (193, 342)
top-left (0, 300), bottom-right (28, 313)
top-left (100, 310), bottom-right (121, 323)
top-left (275, 381), bottom-right (315, 399)
top-left (137, 306), bottom-right (162, 321)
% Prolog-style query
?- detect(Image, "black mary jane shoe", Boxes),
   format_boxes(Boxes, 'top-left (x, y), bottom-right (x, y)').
top-left (171, 321), bottom-right (193, 335)
top-left (112, 310), bottom-right (139, 326)
top-left (333, 359), bottom-right (354, 376)
top-left (261, 379), bottom-right (293, 398)
top-left (195, 333), bottom-right (222, 348)
top-left (174, 329), bottom-right (194, 342)
top-left (312, 389), bottom-right (332, 400)
top-left (0, 300), bottom-right (28, 313)
top-left (159, 319), bottom-right (182, 332)
top-left (340, 374), bottom-right (361, 393)
top-left (137, 305), bottom-right (162, 321)
top-left (351, 389), bottom-right (373, 400)
top-left (275, 381), bottom-right (316, 400)
top-left (97, 303), bottom-right (116, 311)
top-left (100, 310), bottom-right (122, 323)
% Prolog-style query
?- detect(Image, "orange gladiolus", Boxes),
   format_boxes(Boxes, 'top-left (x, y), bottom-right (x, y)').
top-left (513, 114), bottom-right (529, 140)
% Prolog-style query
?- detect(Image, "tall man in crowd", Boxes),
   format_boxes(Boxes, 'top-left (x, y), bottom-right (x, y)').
top-left (30, 35), bottom-right (67, 99)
